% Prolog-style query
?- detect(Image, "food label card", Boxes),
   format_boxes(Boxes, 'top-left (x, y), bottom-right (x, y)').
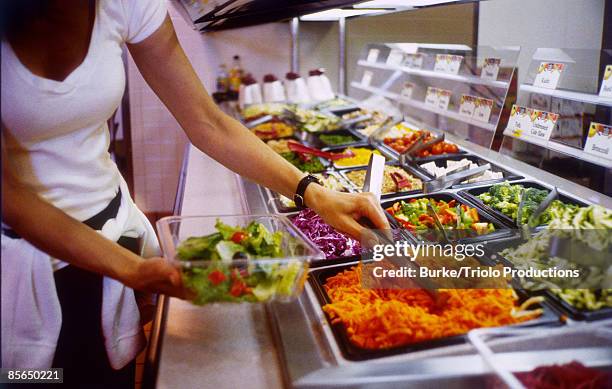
top-left (459, 95), bottom-right (476, 117)
top-left (529, 110), bottom-right (559, 140)
top-left (584, 122), bottom-right (612, 160)
top-left (599, 65), bottom-right (612, 98)
top-left (361, 70), bottom-right (373, 87)
top-left (434, 54), bottom-right (463, 74)
top-left (473, 98), bottom-right (494, 122)
top-left (437, 89), bottom-right (452, 111)
top-left (481, 58), bottom-right (501, 81)
top-left (506, 105), bottom-right (534, 138)
top-left (403, 53), bottom-right (424, 69)
top-left (533, 62), bottom-right (565, 89)
top-left (366, 48), bottom-right (380, 63)
top-left (386, 49), bottom-right (404, 66)
top-left (425, 87), bottom-right (439, 108)
top-left (400, 82), bottom-right (415, 99)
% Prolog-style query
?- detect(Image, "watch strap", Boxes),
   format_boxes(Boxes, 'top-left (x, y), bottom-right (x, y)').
top-left (294, 175), bottom-right (321, 210)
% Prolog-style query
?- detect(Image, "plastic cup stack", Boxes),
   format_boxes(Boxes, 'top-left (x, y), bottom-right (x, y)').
top-left (262, 74), bottom-right (286, 103)
top-left (285, 72), bottom-right (311, 104)
top-left (238, 73), bottom-right (262, 108)
top-left (307, 68), bottom-right (335, 102)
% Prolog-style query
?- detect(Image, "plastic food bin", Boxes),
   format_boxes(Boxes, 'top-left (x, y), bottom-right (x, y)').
top-left (156, 214), bottom-right (324, 305)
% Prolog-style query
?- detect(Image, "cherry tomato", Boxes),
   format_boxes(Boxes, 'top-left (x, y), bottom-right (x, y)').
top-left (208, 270), bottom-right (227, 286)
top-left (231, 231), bottom-right (247, 243)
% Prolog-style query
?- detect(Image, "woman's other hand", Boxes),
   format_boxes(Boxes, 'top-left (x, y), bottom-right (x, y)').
top-left (127, 257), bottom-right (193, 300)
top-left (304, 184), bottom-right (390, 241)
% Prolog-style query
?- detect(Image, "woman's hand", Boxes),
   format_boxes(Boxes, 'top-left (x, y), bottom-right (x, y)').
top-left (127, 257), bottom-right (194, 300)
top-left (304, 184), bottom-right (390, 241)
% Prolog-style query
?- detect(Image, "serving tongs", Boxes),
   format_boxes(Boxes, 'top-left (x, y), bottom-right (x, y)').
top-left (244, 114), bottom-right (274, 129)
top-left (517, 186), bottom-right (558, 239)
top-left (338, 114), bottom-right (372, 128)
top-left (358, 154), bottom-right (445, 303)
top-left (422, 163), bottom-right (491, 194)
top-left (427, 202), bottom-right (450, 244)
top-left (287, 141), bottom-right (355, 160)
top-left (399, 133), bottom-right (445, 165)
top-left (390, 171), bottom-right (411, 190)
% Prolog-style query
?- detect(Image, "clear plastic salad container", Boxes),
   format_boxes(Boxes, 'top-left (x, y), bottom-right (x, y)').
top-left (157, 214), bottom-right (324, 305)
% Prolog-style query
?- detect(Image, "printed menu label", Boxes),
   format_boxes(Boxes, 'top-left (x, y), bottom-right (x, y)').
top-left (459, 95), bottom-right (476, 117)
top-left (386, 49), bottom-right (404, 66)
top-left (437, 89), bottom-right (452, 111)
top-left (400, 82), bottom-right (414, 99)
top-left (473, 98), bottom-right (494, 123)
top-left (481, 58), bottom-right (501, 81)
top-left (584, 122), bottom-right (612, 160)
top-left (434, 54), bottom-right (463, 75)
top-left (599, 65), bottom-right (612, 98)
top-left (425, 87), bottom-right (439, 108)
top-left (506, 105), bottom-right (535, 138)
top-left (403, 53), bottom-right (424, 69)
top-left (361, 70), bottom-right (373, 87)
top-left (533, 62), bottom-right (565, 90)
top-left (366, 48), bottom-right (380, 63)
top-left (529, 110), bottom-right (559, 140)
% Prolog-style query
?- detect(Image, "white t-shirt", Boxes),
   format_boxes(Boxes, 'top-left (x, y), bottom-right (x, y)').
top-left (1, 0), bottom-right (167, 221)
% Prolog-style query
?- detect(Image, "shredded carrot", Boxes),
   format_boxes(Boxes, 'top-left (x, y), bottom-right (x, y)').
top-left (322, 264), bottom-right (543, 350)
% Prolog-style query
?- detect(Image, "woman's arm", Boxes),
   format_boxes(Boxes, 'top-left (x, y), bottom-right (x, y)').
top-left (1, 145), bottom-right (187, 298)
top-left (128, 17), bottom-right (389, 239)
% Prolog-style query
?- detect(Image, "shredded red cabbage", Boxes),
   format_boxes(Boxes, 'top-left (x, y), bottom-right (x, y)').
top-left (291, 209), bottom-right (361, 259)
top-left (515, 361), bottom-right (612, 389)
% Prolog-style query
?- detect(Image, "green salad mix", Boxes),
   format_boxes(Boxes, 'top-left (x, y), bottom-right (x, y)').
top-left (500, 205), bottom-right (612, 311)
top-left (177, 220), bottom-right (304, 304)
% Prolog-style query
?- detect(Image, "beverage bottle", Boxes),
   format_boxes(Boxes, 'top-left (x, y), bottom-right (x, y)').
top-left (229, 55), bottom-right (243, 92)
top-left (216, 64), bottom-right (229, 92)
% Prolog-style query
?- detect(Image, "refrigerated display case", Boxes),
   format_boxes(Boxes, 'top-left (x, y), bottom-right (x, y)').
top-left (144, 43), bottom-right (612, 389)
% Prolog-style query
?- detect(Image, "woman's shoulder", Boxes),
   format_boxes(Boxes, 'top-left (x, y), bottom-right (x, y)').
top-left (101, 0), bottom-right (167, 44)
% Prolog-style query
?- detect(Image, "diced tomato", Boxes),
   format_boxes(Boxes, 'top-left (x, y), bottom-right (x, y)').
top-left (208, 270), bottom-right (227, 286)
top-left (230, 279), bottom-right (248, 297)
top-left (231, 231), bottom-right (247, 243)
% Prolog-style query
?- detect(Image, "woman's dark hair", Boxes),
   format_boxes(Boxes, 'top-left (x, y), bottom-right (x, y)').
top-left (0, 0), bottom-right (50, 38)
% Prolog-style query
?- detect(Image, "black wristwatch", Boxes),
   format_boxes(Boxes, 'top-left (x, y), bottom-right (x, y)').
top-left (293, 174), bottom-right (322, 210)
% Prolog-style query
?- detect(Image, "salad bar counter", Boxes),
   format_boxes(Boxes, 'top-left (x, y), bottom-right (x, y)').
top-left (147, 100), bottom-right (612, 389)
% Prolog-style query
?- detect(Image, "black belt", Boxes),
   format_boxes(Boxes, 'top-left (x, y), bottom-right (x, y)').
top-left (2, 188), bottom-right (123, 239)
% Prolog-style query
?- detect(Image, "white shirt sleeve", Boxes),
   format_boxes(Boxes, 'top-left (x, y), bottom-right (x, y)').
top-left (121, 0), bottom-right (167, 44)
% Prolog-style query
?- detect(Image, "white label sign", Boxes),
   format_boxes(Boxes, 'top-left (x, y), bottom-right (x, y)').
top-left (437, 89), bottom-right (451, 111)
top-left (473, 98), bottom-right (494, 123)
top-left (386, 49), bottom-right (404, 66)
top-left (584, 122), bottom-right (612, 159)
top-left (599, 65), bottom-right (612, 98)
top-left (400, 82), bottom-right (414, 99)
top-left (481, 58), bottom-right (501, 81)
top-left (434, 54), bottom-right (463, 75)
top-left (506, 105), bottom-right (534, 138)
top-left (404, 53), bottom-right (424, 69)
top-left (459, 95), bottom-right (476, 117)
top-left (366, 48), bottom-right (380, 63)
top-left (533, 62), bottom-right (565, 90)
top-left (529, 110), bottom-right (559, 140)
top-left (425, 87), bottom-right (439, 108)
top-left (361, 70), bottom-right (373, 87)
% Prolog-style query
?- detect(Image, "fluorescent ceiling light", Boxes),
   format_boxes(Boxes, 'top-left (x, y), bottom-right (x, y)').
top-left (355, 0), bottom-right (456, 7)
top-left (300, 8), bottom-right (383, 21)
